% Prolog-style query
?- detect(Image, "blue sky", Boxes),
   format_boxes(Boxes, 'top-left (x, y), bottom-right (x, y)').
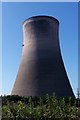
top-left (0, 2), bottom-right (2, 95)
top-left (78, 2), bottom-right (80, 94)
top-left (2, 2), bottom-right (78, 96)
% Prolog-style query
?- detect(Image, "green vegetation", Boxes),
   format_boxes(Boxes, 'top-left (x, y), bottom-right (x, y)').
top-left (1, 94), bottom-right (80, 120)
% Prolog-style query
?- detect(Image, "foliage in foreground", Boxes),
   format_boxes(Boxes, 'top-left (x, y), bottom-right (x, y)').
top-left (1, 94), bottom-right (80, 120)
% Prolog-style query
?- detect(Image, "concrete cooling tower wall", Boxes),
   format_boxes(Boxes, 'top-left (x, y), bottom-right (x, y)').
top-left (12, 16), bottom-right (74, 97)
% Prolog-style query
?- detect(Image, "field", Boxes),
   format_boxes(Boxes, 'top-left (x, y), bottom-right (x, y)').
top-left (1, 95), bottom-right (80, 120)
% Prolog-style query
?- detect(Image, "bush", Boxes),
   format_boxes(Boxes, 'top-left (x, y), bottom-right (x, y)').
top-left (1, 95), bottom-right (80, 119)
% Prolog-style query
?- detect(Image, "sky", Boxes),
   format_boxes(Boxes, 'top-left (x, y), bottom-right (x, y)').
top-left (2, 2), bottom-right (78, 97)
top-left (1, 0), bottom-right (78, 2)
top-left (78, 2), bottom-right (80, 94)
top-left (0, 2), bottom-right (2, 96)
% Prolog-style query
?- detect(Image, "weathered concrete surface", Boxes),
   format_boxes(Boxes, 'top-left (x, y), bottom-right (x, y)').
top-left (12, 16), bottom-right (74, 97)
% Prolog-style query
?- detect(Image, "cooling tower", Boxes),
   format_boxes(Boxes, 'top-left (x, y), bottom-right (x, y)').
top-left (12, 16), bottom-right (74, 97)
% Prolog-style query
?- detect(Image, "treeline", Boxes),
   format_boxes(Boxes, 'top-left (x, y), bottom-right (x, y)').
top-left (1, 95), bottom-right (80, 120)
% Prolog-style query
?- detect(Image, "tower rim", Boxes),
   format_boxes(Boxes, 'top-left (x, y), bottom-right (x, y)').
top-left (22, 15), bottom-right (59, 25)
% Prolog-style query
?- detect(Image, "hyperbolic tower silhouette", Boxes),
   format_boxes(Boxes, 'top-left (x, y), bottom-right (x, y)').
top-left (12, 16), bottom-right (74, 97)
